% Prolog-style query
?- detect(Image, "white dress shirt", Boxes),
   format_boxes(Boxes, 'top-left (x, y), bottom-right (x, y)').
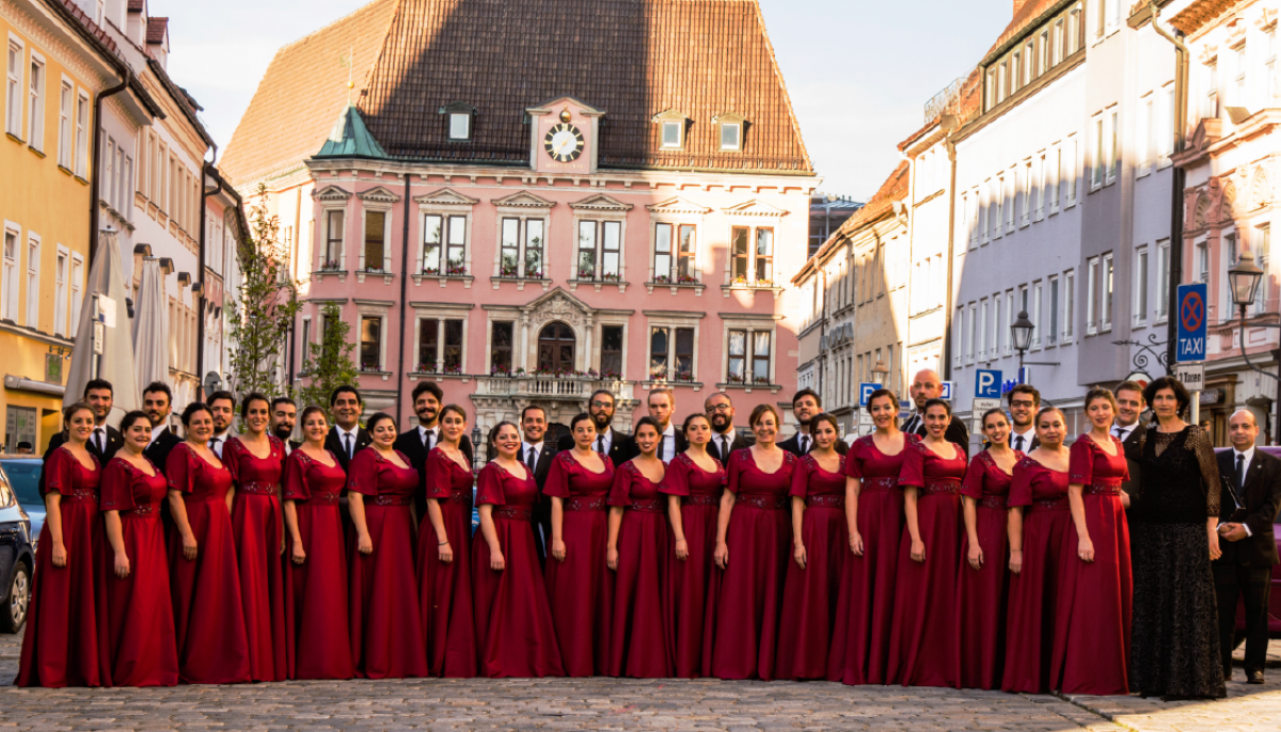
top-left (1010, 427), bottom-right (1036, 452)
top-left (522, 441), bottom-right (543, 473)
top-left (210, 430), bottom-right (230, 458)
top-left (1111, 421), bottom-right (1138, 444)
top-left (714, 430), bottom-right (735, 461)
top-left (335, 424), bottom-right (361, 460)
top-left (418, 424), bottom-right (439, 450)
top-left (91, 426), bottom-right (108, 454)
top-left (1230, 446), bottom-right (1255, 536)
top-left (658, 423), bottom-right (677, 463)
top-left (595, 428), bottom-right (614, 455)
top-left (148, 424), bottom-right (168, 448)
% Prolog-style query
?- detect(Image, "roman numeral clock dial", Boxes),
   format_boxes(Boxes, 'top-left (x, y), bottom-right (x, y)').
top-left (544, 123), bottom-right (585, 163)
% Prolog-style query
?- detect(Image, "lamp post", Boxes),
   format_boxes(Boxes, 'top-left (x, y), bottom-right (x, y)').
top-left (871, 357), bottom-right (889, 386)
top-left (1008, 310), bottom-right (1059, 384)
top-left (1228, 250), bottom-right (1281, 444)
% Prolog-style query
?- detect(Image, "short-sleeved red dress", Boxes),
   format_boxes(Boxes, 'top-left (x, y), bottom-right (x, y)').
top-left (542, 449), bottom-right (615, 677)
top-left (827, 434), bottom-right (910, 685)
top-left (165, 443), bottom-right (251, 685)
top-left (1002, 455), bottom-right (1072, 693)
top-left (282, 448), bottom-right (353, 680)
top-left (608, 459), bottom-right (673, 678)
top-left (417, 447), bottom-right (478, 678)
top-left (953, 449), bottom-right (1020, 690)
top-left (776, 453), bottom-right (848, 680)
top-left (16, 447), bottom-right (105, 688)
top-left (705, 448), bottom-right (797, 681)
top-left (98, 456), bottom-right (177, 687)
top-left (345, 448), bottom-right (428, 679)
top-left (471, 462), bottom-right (564, 678)
top-left (659, 451), bottom-right (725, 678)
top-left (1054, 435), bottom-right (1132, 695)
top-left (887, 438), bottom-right (966, 687)
top-left (224, 436), bottom-right (287, 682)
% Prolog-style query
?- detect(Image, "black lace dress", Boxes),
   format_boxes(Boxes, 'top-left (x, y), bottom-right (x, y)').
top-left (1129, 426), bottom-right (1225, 699)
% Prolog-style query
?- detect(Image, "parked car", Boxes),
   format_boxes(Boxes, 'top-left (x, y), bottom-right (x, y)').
top-left (0, 462), bottom-right (35, 632)
top-left (1214, 446), bottom-right (1281, 637)
top-left (0, 458), bottom-right (43, 544)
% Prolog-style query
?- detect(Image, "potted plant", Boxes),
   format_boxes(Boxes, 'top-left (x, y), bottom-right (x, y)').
top-left (576, 267), bottom-right (595, 280)
top-left (322, 258), bottom-right (340, 270)
top-left (726, 373), bottom-right (745, 384)
top-left (444, 262), bottom-right (467, 276)
top-left (654, 274), bottom-right (671, 284)
top-left (601, 272), bottom-right (620, 282)
top-left (499, 262), bottom-right (520, 278)
top-left (752, 375), bottom-right (771, 385)
top-left (677, 273), bottom-right (699, 285)
top-left (490, 363), bottom-right (512, 377)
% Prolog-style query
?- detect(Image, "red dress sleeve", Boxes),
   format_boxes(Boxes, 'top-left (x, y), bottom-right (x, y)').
top-left (659, 456), bottom-right (689, 497)
top-left (1068, 438), bottom-right (1094, 484)
top-left (608, 462), bottom-right (634, 507)
top-left (345, 450), bottom-right (379, 497)
top-left (282, 452), bottom-right (310, 501)
top-left (43, 448), bottom-right (73, 497)
top-left (543, 451), bottom-right (573, 499)
top-left (1009, 458), bottom-right (1033, 507)
top-left (424, 449), bottom-right (452, 500)
top-left (725, 451), bottom-right (744, 494)
top-left (475, 464), bottom-right (506, 506)
top-left (99, 458), bottom-right (137, 512)
top-left (843, 440), bottom-right (865, 479)
top-left (960, 454), bottom-right (987, 500)
top-left (899, 442), bottom-right (926, 488)
top-left (789, 456), bottom-right (813, 498)
top-left (166, 444), bottom-right (196, 495)
top-left (223, 438), bottom-right (242, 484)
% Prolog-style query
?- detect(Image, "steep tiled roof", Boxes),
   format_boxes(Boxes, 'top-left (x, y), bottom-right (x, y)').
top-left (146, 16), bottom-right (167, 45)
top-left (54, 0), bottom-right (120, 54)
top-left (796, 161), bottom-right (909, 282)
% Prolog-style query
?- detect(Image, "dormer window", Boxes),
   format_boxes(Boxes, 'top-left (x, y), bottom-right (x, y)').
top-left (662, 121), bottom-right (682, 148)
top-left (651, 109), bottom-right (689, 150)
top-left (720, 123), bottom-right (740, 150)
top-left (439, 102), bottom-right (477, 142)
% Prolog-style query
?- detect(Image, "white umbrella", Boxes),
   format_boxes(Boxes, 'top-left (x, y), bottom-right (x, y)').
top-left (131, 257), bottom-right (169, 402)
top-left (63, 228), bottom-right (139, 421)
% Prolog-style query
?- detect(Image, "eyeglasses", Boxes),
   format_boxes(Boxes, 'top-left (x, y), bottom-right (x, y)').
top-left (590, 401), bottom-right (613, 409)
top-left (1009, 400), bottom-right (1036, 408)
top-left (706, 404), bottom-right (732, 413)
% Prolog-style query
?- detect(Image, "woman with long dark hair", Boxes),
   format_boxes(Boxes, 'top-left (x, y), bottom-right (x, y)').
top-left (543, 412), bottom-right (615, 677)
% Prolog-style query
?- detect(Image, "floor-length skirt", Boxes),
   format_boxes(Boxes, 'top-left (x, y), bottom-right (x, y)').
top-left (669, 502), bottom-right (717, 678)
top-left (776, 505), bottom-right (847, 680)
top-left (348, 503), bottom-right (428, 679)
top-left (704, 504), bottom-right (791, 680)
top-left (608, 510), bottom-right (672, 678)
top-left (16, 499), bottom-right (106, 687)
top-left (1002, 508), bottom-right (1071, 693)
top-left (232, 493), bottom-right (287, 682)
top-left (168, 498), bottom-right (251, 684)
top-left (1053, 494), bottom-right (1132, 695)
top-left (472, 516), bottom-right (564, 678)
top-left (1129, 522), bottom-right (1225, 698)
top-left (417, 498), bottom-right (477, 677)
top-left (284, 502), bottom-right (353, 680)
top-left (826, 488), bottom-right (903, 685)
top-left (99, 514), bottom-right (177, 686)
top-left (544, 508), bottom-right (612, 677)
top-left (954, 504), bottom-right (1010, 689)
top-left (887, 492), bottom-right (961, 687)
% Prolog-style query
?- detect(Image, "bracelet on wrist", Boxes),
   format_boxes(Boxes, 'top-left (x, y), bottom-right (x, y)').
top-left (438, 540), bottom-right (449, 546)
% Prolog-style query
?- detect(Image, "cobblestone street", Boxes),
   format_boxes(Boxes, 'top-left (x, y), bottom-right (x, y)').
top-left (1, 632), bottom-right (1278, 731)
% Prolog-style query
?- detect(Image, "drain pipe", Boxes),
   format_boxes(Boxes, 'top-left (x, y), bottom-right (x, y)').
top-left (1148, 2), bottom-right (1188, 376)
top-left (394, 172), bottom-right (412, 421)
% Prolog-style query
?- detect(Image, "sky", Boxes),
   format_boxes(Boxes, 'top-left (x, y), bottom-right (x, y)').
top-left (156, 0), bottom-right (1012, 201)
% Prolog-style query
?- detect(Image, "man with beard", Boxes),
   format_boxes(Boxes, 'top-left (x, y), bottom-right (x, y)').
top-left (324, 385), bottom-right (371, 472)
top-left (270, 397), bottom-right (300, 454)
top-left (647, 387), bottom-right (686, 463)
top-left (900, 369), bottom-right (970, 457)
top-left (142, 381), bottom-right (183, 474)
top-left (1007, 384), bottom-right (1041, 453)
top-left (779, 388), bottom-right (848, 456)
top-left (40, 378), bottom-right (124, 492)
top-left (207, 390), bottom-right (237, 459)
top-left (556, 389), bottom-right (636, 464)
top-left (704, 391), bottom-right (750, 463)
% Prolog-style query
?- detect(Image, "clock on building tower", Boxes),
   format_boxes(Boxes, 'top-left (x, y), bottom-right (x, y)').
top-left (544, 122), bottom-right (585, 163)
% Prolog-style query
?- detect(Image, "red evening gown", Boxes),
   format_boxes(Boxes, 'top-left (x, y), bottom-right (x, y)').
top-left (776, 453), bottom-right (848, 680)
top-left (1001, 456), bottom-right (1071, 693)
top-left (1053, 435), bottom-right (1132, 695)
top-left (472, 462), bottom-right (564, 677)
top-left (827, 435), bottom-right (909, 685)
top-left (346, 449), bottom-right (429, 679)
top-left (705, 449), bottom-right (797, 680)
top-left (16, 448), bottom-right (106, 687)
top-left (953, 450), bottom-right (1019, 690)
top-left (417, 447), bottom-right (478, 678)
top-left (542, 450), bottom-right (615, 677)
top-left (166, 443), bottom-right (251, 684)
top-left (608, 460), bottom-right (673, 678)
top-left (887, 439), bottom-right (966, 687)
top-left (659, 452), bottom-right (724, 678)
top-left (282, 449), bottom-right (354, 680)
top-left (224, 436), bottom-right (288, 682)
top-left (98, 457), bottom-right (178, 687)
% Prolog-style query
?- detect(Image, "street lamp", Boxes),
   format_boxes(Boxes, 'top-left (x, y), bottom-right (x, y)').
top-left (1228, 250), bottom-right (1277, 383)
top-left (871, 357), bottom-right (889, 385)
top-left (1010, 310), bottom-right (1035, 372)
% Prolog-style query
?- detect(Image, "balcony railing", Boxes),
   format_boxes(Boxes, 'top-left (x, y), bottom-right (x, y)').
top-left (474, 376), bottom-right (633, 401)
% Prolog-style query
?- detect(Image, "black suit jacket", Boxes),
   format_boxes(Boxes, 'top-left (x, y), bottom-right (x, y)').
top-left (396, 427), bottom-right (476, 517)
top-left (519, 442), bottom-right (556, 561)
top-left (556, 428), bottom-right (637, 467)
top-left (143, 428), bottom-right (183, 476)
top-left (707, 432), bottom-right (752, 464)
top-left (779, 431), bottom-right (849, 457)
top-left (903, 415), bottom-right (971, 459)
top-left (1117, 421), bottom-right (1146, 503)
top-left (1216, 448), bottom-right (1281, 567)
top-left (1008, 430), bottom-right (1040, 453)
top-left (40, 425), bottom-right (125, 492)
top-left (325, 426), bottom-right (372, 473)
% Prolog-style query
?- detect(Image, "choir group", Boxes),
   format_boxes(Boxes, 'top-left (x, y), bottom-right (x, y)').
top-left (11, 372), bottom-right (1223, 697)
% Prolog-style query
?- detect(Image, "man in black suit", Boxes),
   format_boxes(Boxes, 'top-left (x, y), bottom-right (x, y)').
top-left (704, 391), bottom-right (750, 463)
top-left (1007, 384), bottom-right (1041, 453)
top-left (647, 387), bottom-right (686, 462)
top-left (396, 381), bottom-right (476, 517)
top-left (141, 381), bottom-right (182, 475)
top-left (1215, 410), bottom-right (1281, 685)
top-left (1112, 381), bottom-right (1147, 503)
top-left (901, 369), bottom-right (970, 457)
top-left (324, 385), bottom-right (371, 472)
top-left (779, 388), bottom-right (849, 457)
top-left (270, 397), bottom-right (300, 455)
top-left (41, 378), bottom-right (124, 491)
top-left (206, 391), bottom-right (237, 460)
top-left (556, 388), bottom-right (636, 465)
top-left (518, 405), bottom-right (554, 561)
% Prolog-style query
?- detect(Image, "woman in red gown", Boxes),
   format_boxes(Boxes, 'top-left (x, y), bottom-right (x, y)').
top-left (661, 413), bottom-right (724, 678)
top-left (1003, 407), bottom-right (1073, 693)
top-left (544, 412), bottom-right (615, 677)
top-left (1055, 387), bottom-right (1132, 695)
top-left (888, 398), bottom-right (966, 687)
top-left (98, 411), bottom-right (178, 687)
top-left (166, 402), bottom-right (251, 685)
top-left (282, 406), bottom-right (353, 680)
top-left (707, 404), bottom-right (797, 681)
top-left (223, 393), bottom-right (287, 682)
top-left (776, 414), bottom-right (847, 680)
top-left (828, 388), bottom-right (908, 685)
top-left (16, 402), bottom-right (106, 688)
top-left (346, 412), bottom-right (428, 679)
top-left (472, 422), bottom-right (564, 677)
top-left (953, 408), bottom-right (1019, 690)
top-left (606, 417), bottom-right (671, 678)
top-left (416, 404), bottom-right (477, 678)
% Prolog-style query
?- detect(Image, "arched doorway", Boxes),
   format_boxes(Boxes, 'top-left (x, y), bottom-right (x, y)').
top-left (537, 321), bottom-right (576, 373)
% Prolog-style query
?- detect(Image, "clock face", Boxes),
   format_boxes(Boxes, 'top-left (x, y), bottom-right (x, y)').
top-left (544, 123), bottom-right (585, 163)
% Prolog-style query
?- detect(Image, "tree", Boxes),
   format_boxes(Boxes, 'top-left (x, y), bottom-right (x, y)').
top-left (298, 301), bottom-right (358, 411)
top-left (226, 185), bottom-right (302, 399)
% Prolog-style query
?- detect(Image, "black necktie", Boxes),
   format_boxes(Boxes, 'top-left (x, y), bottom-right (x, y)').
top-left (424, 429), bottom-right (434, 450)
top-left (94, 429), bottom-right (104, 455)
top-left (596, 434), bottom-right (605, 454)
top-left (527, 447), bottom-right (538, 473)
top-left (210, 436), bottom-right (220, 455)
top-left (721, 436), bottom-right (730, 460)
top-left (344, 433), bottom-right (353, 461)
top-left (1235, 453), bottom-right (1246, 498)
top-left (1013, 435), bottom-right (1024, 451)
top-left (800, 435), bottom-right (809, 453)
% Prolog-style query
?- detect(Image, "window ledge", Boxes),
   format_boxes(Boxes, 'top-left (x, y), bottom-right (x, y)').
top-left (5, 132), bottom-right (23, 144)
top-left (567, 278), bottom-right (628, 293)
top-left (490, 275), bottom-right (551, 292)
top-left (27, 145), bottom-right (45, 159)
top-left (312, 269), bottom-right (349, 283)
top-left (358, 369), bottom-right (394, 381)
top-left (74, 174), bottom-right (88, 186)
top-left (720, 283), bottom-right (783, 300)
top-left (408, 371), bottom-right (471, 383)
top-left (411, 273), bottom-right (473, 288)
top-left (716, 381), bottom-right (783, 395)
top-left (354, 269), bottom-right (397, 285)
top-left (645, 281), bottom-right (705, 296)
top-left (638, 379), bottom-right (703, 391)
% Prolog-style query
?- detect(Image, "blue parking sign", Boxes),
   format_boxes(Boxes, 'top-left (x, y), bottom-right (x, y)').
top-left (940, 381), bottom-right (953, 400)
top-left (974, 369), bottom-right (1002, 399)
top-left (858, 382), bottom-right (882, 407)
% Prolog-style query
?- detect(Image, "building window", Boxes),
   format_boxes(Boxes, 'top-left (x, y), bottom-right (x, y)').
top-left (600, 324), bottom-right (624, 379)
top-left (364, 211), bottom-right (386, 272)
top-left (727, 329), bottom-right (771, 385)
top-left (1101, 253), bottom-right (1114, 332)
top-left (525, 219), bottom-right (546, 277)
top-left (54, 249), bottom-right (66, 336)
top-left (993, 291), bottom-right (1003, 355)
top-left (998, 61), bottom-right (1007, 103)
top-left (1069, 4), bottom-right (1081, 53)
top-left (1066, 135), bottom-right (1078, 203)
top-left (421, 213), bottom-right (465, 276)
top-left (417, 317), bottom-right (465, 373)
top-left (490, 321), bottom-right (513, 374)
top-left (1256, 224), bottom-right (1272, 315)
top-left (1156, 239), bottom-right (1170, 320)
top-left (977, 299), bottom-right (988, 360)
top-left (2, 226), bottom-right (17, 321)
top-left (1024, 40), bottom-right (1034, 83)
top-left (448, 112), bottom-right (469, 141)
top-left (1267, 28), bottom-right (1277, 106)
top-left (1086, 256), bottom-right (1099, 333)
top-left (1054, 19), bottom-right (1065, 64)
top-left (653, 223), bottom-right (698, 283)
top-left (954, 306), bottom-right (965, 367)
top-left (662, 121), bottom-right (682, 148)
top-left (58, 81), bottom-right (71, 168)
top-left (1021, 159), bottom-right (1032, 224)
top-left (27, 57), bottom-right (42, 151)
top-left (1197, 240), bottom-right (1210, 284)
top-left (650, 326), bottom-right (694, 381)
top-left (1134, 245), bottom-right (1149, 325)
top-left (1032, 281), bottom-right (1043, 348)
top-left (966, 303), bottom-right (976, 363)
top-left (720, 122), bottom-right (741, 151)
top-left (1234, 43), bottom-right (1247, 108)
top-left (360, 316), bottom-right (382, 371)
top-left (322, 210), bottom-right (343, 269)
top-left (70, 253), bottom-right (82, 326)
top-left (1138, 94), bottom-right (1152, 172)
top-left (729, 225), bottom-right (776, 286)
top-left (576, 220), bottom-right (621, 280)
top-left (1041, 30), bottom-right (1050, 73)
top-left (1062, 270), bottom-right (1075, 341)
top-left (1011, 53), bottom-right (1021, 94)
top-left (1203, 60), bottom-right (1219, 119)
top-left (25, 233), bottom-right (39, 328)
top-left (1108, 108), bottom-right (1119, 183)
top-left (74, 91), bottom-right (88, 177)
top-left (5, 40), bottom-right (20, 137)
top-left (497, 218), bottom-right (548, 278)
top-left (1092, 114), bottom-right (1105, 188)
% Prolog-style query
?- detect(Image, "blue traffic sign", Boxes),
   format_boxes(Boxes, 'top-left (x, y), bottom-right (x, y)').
top-left (1176, 283), bottom-right (1207, 363)
top-left (858, 382), bottom-right (882, 407)
top-left (975, 369), bottom-right (1003, 399)
top-left (940, 381), bottom-right (953, 400)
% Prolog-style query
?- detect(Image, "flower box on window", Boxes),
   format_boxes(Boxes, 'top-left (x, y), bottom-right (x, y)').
top-left (490, 364), bottom-right (513, 377)
top-left (672, 371), bottom-right (695, 383)
top-left (321, 259), bottom-right (340, 271)
top-left (601, 272), bottom-right (620, 282)
top-left (752, 376), bottom-right (771, 385)
top-left (576, 268), bottom-right (596, 280)
top-left (726, 373), bottom-right (745, 384)
top-left (599, 368), bottom-right (621, 380)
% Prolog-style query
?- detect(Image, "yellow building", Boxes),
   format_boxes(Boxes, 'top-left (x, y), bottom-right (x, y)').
top-left (0, 0), bottom-right (157, 451)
